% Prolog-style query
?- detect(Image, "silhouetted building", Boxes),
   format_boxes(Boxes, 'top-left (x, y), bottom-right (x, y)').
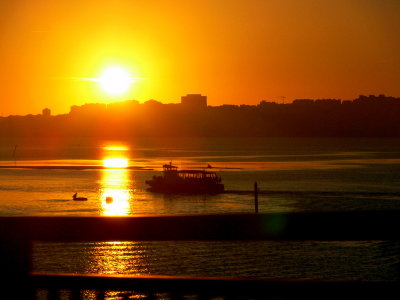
top-left (42, 108), bottom-right (51, 116)
top-left (144, 99), bottom-right (163, 106)
top-left (258, 100), bottom-right (277, 106)
top-left (292, 99), bottom-right (314, 105)
top-left (69, 103), bottom-right (107, 115)
top-left (315, 99), bottom-right (341, 105)
top-left (181, 94), bottom-right (207, 109)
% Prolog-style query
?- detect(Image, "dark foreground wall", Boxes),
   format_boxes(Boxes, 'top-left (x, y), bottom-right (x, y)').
top-left (0, 211), bottom-right (399, 299)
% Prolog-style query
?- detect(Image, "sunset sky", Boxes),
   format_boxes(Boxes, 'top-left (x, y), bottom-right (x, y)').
top-left (1, 0), bottom-right (399, 115)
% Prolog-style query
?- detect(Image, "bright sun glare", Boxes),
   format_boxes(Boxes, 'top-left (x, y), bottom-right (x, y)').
top-left (103, 158), bottom-right (129, 168)
top-left (99, 67), bottom-right (133, 95)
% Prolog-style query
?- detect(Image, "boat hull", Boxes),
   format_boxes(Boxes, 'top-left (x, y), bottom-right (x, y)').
top-left (146, 164), bottom-right (225, 194)
top-left (146, 180), bottom-right (224, 194)
top-left (73, 197), bottom-right (88, 201)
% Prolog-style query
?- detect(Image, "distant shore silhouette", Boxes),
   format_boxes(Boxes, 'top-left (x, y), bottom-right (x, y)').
top-left (1, 94), bottom-right (400, 138)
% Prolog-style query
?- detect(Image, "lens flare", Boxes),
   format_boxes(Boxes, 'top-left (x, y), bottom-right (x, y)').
top-left (99, 67), bottom-right (133, 95)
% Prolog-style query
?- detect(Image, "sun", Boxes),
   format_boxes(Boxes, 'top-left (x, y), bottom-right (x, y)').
top-left (99, 67), bottom-right (133, 95)
top-left (103, 158), bottom-right (129, 168)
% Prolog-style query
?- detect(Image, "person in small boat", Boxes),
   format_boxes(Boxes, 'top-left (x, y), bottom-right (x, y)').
top-left (73, 192), bottom-right (88, 200)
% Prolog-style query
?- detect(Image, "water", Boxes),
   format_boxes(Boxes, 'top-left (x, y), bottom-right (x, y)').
top-left (2, 137), bottom-right (400, 215)
top-left (1, 137), bottom-right (400, 287)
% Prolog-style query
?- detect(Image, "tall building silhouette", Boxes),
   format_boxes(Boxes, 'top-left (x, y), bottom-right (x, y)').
top-left (181, 94), bottom-right (207, 109)
top-left (42, 108), bottom-right (51, 117)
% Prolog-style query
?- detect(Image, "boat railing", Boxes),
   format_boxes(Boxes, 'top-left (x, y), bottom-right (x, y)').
top-left (0, 211), bottom-right (399, 299)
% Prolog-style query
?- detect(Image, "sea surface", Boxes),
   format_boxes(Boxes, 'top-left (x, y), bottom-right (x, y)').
top-left (1, 137), bottom-right (399, 297)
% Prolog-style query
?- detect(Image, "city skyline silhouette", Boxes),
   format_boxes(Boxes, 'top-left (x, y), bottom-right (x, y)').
top-left (1, 93), bottom-right (400, 138)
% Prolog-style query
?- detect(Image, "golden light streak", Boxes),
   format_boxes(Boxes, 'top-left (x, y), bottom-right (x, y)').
top-left (100, 144), bottom-right (133, 216)
top-left (103, 146), bottom-right (129, 151)
top-left (89, 242), bottom-right (144, 276)
top-left (100, 168), bottom-right (132, 216)
top-left (103, 158), bottom-right (129, 168)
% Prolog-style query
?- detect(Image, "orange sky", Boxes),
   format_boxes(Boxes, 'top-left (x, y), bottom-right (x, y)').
top-left (1, 0), bottom-right (399, 115)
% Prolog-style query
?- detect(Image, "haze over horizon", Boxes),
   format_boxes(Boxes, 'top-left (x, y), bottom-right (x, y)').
top-left (1, 0), bottom-right (400, 115)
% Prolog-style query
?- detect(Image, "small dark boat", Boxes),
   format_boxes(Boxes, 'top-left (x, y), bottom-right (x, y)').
top-left (72, 192), bottom-right (88, 201)
top-left (146, 163), bottom-right (224, 194)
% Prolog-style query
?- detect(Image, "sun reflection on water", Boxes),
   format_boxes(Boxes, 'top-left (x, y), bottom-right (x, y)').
top-left (100, 146), bottom-right (133, 216)
top-left (91, 241), bottom-right (146, 275)
top-left (103, 158), bottom-right (129, 168)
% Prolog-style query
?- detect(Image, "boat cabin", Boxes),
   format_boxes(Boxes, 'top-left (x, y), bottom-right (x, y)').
top-left (163, 164), bottom-right (220, 182)
top-left (147, 163), bottom-right (224, 193)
